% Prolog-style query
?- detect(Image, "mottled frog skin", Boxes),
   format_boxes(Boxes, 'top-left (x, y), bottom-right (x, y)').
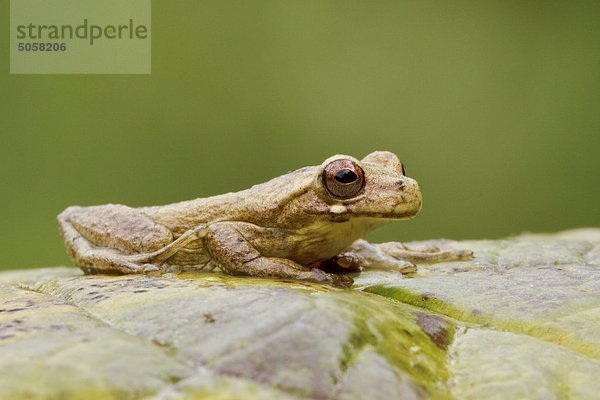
top-left (58, 151), bottom-right (471, 287)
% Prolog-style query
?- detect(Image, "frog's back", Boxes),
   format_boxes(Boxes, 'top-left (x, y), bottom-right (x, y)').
top-left (141, 166), bottom-right (317, 235)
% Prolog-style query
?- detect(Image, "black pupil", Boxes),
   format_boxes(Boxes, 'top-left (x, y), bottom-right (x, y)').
top-left (334, 169), bottom-right (357, 184)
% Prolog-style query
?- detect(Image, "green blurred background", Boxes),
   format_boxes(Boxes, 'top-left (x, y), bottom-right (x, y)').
top-left (1, 1), bottom-right (599, 270)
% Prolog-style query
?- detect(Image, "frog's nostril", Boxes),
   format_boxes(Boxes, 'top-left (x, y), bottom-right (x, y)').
top-left (396, 180), bottom-right (405, 189)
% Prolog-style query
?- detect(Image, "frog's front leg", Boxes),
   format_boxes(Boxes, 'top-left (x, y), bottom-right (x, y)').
top-left (375, 241), bottom-right (473, 263)
top-left (204, 222), bottom-right (353, 288)
top-left (337, 239), bottom-right (473, 273)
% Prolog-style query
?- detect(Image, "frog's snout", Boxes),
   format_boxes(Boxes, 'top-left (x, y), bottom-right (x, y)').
top-left (396, 176), bottom-right (419, 194)
top-left (398, 177), bottom-right (422, 216)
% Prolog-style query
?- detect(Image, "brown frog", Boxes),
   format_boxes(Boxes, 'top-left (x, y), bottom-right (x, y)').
top-left (58, 151), bottom-right (471, 287)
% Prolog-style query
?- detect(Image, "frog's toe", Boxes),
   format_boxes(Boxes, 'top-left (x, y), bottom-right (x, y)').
top-left (395, 260), bottom-right (417, 274)
top-left (334, 252), bottom-right (365, 271)
top-left (448, 249), bottom-right (473, 260)
top-left (410, 244), bottom-right (440, 253)
top-left (330, 274), bottom-right (354, 288)
top-left (142, 263), bottom-right (161, 276)
top-left (308, 268), bottom-right (353, 288)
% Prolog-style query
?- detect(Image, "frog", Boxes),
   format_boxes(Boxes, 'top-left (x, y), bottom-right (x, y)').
top-left (58, 151), bottom-right (472, 287)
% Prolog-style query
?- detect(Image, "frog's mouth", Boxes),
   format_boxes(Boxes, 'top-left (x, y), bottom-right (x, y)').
top-left (361, 209), bottom-right (421, 220)
top-left (354, 193), bottom-right (423, 220)
top-left (327, 207), bottom-right (420, 223)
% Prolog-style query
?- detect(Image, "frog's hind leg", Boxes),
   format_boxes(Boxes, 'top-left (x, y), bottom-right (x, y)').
top-left (58, 216), bottom-right (144, 274)
top-left (58, 204), bottom-right (181, 274)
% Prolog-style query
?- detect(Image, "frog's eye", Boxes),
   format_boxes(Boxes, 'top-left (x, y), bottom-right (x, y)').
top-left (322, 159), bottom-right (365, 199)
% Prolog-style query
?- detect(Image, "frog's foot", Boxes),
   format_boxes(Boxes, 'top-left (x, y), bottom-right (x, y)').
top-left (308, 247), bottom-right (413, 275)
top-left (346, 239), bottom-right (472, 273)
top-left (73, 249), bottom-right (163, 275)
top-left (238, 257), bottom-right (354, 288)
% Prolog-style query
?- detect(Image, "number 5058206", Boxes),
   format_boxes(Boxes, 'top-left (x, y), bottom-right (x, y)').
top-left (18, 42), bottom-right (67, 51)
